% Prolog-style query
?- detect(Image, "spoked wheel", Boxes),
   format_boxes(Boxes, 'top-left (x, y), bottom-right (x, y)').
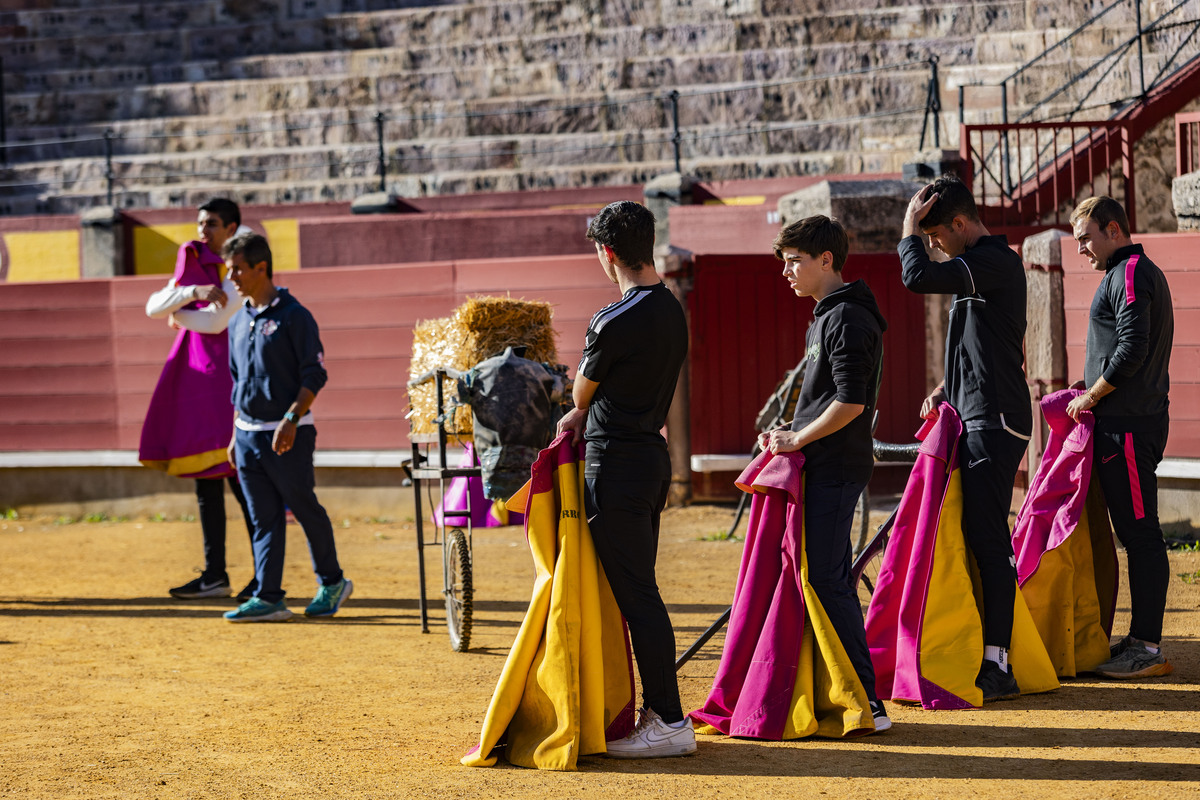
top-left (444, 528), bottom-right (473, 652)
top-left (851, 526), bottom-right (890, 613)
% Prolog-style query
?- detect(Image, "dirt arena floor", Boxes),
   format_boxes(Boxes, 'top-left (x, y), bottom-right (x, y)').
top-left (2, 501), bottom-right (1199, 799)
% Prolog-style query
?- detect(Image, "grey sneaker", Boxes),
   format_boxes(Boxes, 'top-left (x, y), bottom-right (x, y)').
top-left (304, 578), bottom-right (353, 618)
top-left (1095, 643), bottom-right (1173, 679)
top-left (605, 708), bottom-right (696, 759)
top-left (223, 597), bottom-right (293, 622)
top-left (1109, 635), bottom-right (1136, 658)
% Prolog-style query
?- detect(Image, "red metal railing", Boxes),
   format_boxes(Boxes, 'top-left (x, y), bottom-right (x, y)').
top-left (1176, 111), bottom-right (1200, 176)
top-left (960, 121), bottom-right (1136, 232)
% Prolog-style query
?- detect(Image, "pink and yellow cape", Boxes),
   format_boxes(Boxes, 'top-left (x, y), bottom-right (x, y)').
top-left (462, 433), bottom-right (634, 770)
top-left (865, 404), bottom-right (1059, 708)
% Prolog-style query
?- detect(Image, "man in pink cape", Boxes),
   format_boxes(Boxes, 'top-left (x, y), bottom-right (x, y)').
top-left (139, 198), bottom-right (254, 601)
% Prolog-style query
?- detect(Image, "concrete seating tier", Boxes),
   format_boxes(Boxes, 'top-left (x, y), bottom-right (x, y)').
top-left (0, 0), bottom-right (1169, 214)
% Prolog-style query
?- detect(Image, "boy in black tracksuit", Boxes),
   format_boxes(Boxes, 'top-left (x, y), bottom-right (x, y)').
top-left (1066, 196), bottom-right (1174, 679)
top-left (763, 215), bottom-right (889, 730)
top-left (899, 175), bottom-right (1031, 701)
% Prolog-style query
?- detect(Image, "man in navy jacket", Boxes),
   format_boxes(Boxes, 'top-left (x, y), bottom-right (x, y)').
top-left (1066, 196), bottom-right (1174, 679)
top-left (221, 232), bottom-right (352, 623)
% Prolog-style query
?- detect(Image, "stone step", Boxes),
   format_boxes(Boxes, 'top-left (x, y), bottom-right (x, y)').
top-left (8, 143), bottom-right (923, 216)
top-left (0, 107), bottom-right (926, 195)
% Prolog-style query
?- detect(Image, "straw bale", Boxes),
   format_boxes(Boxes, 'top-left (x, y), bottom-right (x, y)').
top-left (408, 296), bottom-right (560, 435)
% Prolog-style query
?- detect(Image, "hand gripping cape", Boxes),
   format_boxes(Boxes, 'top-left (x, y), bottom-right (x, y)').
top-left (690, 449), bottom-right (874, 739)
top-left (1011, 388), bottom-right (1117, 677)
top-left (138, 242), bottom-right (237, 480)
top-left (864, 404), bottom-right (1059, 708)
top-left (462, 433), bottom-right (635, 770)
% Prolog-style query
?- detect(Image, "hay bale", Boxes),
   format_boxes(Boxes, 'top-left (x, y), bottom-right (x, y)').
top-left (408, 297), bottom-right (559, 435)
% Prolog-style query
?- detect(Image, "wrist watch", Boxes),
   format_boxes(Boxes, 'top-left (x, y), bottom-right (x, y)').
top-left (283, 411), bottom-right (301, 425)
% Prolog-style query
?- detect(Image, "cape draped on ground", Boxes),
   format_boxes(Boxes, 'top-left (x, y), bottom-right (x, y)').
top-left (689, 449), bottom-right (874, 740)
top-left (462, 432), bottom-right (635, 770)
top-left (138, 242), bottom-right (236, 480)
top-left (864, 404), bottom-right (1059, 709)
top-left (1012, 389), bottom-right (1117, 677)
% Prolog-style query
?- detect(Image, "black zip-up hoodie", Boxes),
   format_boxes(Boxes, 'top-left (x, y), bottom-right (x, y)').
top-left (899, 233), bottom-right (1032, 435)
top-left (1084, 243), bottom-right (1173, 431)
top-left (790, 279), bottom-right (887, 484)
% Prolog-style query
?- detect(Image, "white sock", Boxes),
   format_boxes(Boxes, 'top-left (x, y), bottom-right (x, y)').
top-left (666, 718), bottom-right (689, 728)
top-left (984, 645), bottom-right (1010, 673)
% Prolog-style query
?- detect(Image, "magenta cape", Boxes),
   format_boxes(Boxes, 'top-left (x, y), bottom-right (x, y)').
top-left (689, 449), bottom-right (873, 740)
top-left (433, 444), bottom-right (525, 529)
top-left (138, 241), bottom-right (236, 480)
top-left (1012, 389), bottom-right (1117, 676)
top-left (462, 433), bottom-right (634, 770)
top-left (865, 404), bottom-right (1059, 708)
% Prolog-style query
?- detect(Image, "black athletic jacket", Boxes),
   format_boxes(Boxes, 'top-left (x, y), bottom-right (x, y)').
top-left (790, 279), bottom-right (887, 484)
top-left (899, 234), bottom-right (1032, 436)
top-left (1084, 243), bottom-right (1173, 432)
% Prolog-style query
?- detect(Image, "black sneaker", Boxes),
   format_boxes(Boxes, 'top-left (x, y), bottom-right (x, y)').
top-left (1109, 635), bottom-right (1135, 658)
top-left (976, 660), bottom-right (1020, 702)
top-left (236, 579), bottom-right (258, 603)
top-left (169, 575), bottom-right (231, 599)
top-left (869, 700), bottom-right (892, 733)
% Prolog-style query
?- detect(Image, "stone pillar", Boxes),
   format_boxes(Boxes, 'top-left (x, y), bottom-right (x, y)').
top-left (645, 173), bottom-right (697, 506)
top-left (902, 149), bottom-right (966, 182)
top-left (1171, 171), bottom-right (1200, 231)
top-left (777, 178), bottom-right (924, 253)
top-left (80, 206), bottom-right (124, 278)
top-left (1021, 228), bottom-right (1071, 469)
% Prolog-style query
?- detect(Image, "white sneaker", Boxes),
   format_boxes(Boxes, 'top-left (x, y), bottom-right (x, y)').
top-left (605, 708), bottom-right (696, 759)
top-left (869, 700), bottom-right (892, 733)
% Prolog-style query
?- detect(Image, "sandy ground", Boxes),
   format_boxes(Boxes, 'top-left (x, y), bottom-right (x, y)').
top-left (2, 501), bottom-right (1199, 799)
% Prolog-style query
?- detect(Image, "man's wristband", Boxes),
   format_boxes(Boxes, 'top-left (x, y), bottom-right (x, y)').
top-left (283, 411), bottom-right (301, 425)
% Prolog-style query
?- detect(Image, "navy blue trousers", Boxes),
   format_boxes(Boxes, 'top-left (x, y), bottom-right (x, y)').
top-left (804, 479), bottom-right (878, 705)
top-left (234, 426), bottom-right (343, 604)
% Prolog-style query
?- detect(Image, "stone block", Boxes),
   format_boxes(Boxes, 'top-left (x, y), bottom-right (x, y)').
top-left (80, 205), bottom-right (123, 278)
top-left (902, 149), bottom-right (966, 182)
top-left (777, 178), bottom-right (925, 252)
top-left (1021, 227), bottom-right (1071, 269)
top-left (1171, 170), bottom-right (1200, 231)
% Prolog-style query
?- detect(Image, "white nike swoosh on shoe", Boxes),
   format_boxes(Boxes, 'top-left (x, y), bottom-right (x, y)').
top-left (643, 726), bottom-right (691, 745)
top-left (199, 581), bottom-right (225, 591)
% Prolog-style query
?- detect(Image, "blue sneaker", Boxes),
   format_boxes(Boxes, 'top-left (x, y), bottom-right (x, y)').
top-left (223, 597), bottom-right (293, 622)
top-left (305, 578), bottom-right (353, 618)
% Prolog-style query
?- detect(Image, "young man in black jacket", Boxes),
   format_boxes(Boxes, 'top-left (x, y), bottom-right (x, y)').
top-left (1066, 196), bottom-right (1174, 678)
top-left (899, 175), bottom-right (1031, 701)
top-left (763, 215), bottom-right (890, 731)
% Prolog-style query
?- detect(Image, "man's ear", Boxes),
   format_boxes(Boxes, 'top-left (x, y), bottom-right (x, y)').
top-left (821, 250), bottom-right (834, 271)
top-left (1104, 220), bottom-right (1123, 239)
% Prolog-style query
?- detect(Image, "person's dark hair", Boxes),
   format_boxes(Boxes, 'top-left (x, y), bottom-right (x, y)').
top-left (586, 200), bottom-right (656, 269)
top-left (199, 197), bottom-right (241, 228)
top-left (1070, 196), bottom-right (1131, 238)
top-left (771, 215), bottom-right (849, 272)
top-left (222, 232), bottom-right (273, 278)
top-left (917, 174), bottom-right (979, 230)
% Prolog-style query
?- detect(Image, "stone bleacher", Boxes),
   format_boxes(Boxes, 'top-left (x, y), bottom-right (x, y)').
top-left (1, 0), bottom-right (1194, 215)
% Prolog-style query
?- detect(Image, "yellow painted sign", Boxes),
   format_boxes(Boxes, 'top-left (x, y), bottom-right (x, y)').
top-left (3, 231), bottom-right (81, 282)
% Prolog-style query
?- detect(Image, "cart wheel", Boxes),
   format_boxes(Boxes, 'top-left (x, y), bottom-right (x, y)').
top-left (445, 528), bottom-right (473, 652)
top-left (851, 526), bottom-right (889, 612)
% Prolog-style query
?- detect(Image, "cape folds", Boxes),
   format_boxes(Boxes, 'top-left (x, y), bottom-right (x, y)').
top-left (462, 433), bottom-right (634, 770)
